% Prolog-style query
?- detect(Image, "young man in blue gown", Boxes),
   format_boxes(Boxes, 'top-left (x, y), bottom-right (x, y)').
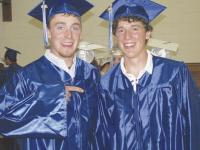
top-left (0, 0), bottom-right (103, 149)
top-left (0, 47), bottom-right (22, 87)
top-left (99, 0), bottom-right (200, 149)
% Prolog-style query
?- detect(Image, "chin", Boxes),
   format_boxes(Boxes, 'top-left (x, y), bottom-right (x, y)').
top-left (61, 53), bottom-right (75, 58)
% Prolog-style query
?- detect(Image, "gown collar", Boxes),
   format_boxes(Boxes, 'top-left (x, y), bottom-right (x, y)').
top-left (44, 49), bottom-right (76, 79)
top-left (120, 50), bottom-right (153, 91)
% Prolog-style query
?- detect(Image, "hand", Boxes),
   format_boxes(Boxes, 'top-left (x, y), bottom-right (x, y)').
top-left (65, 86), bottom-right (84, 101)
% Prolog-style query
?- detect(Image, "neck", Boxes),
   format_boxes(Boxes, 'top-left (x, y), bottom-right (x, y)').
top-left (63, 56), bottom-right (74, 69)
top-left (124, 51), bottom-right (148, 77)
top-left (49, 49), bottom-right (75, 68)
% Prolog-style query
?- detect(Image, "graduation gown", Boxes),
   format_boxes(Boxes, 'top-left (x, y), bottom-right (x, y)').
top-left (100, 56), bottom-right (200, 150)
top-left (2, 63), bottom-right (22, 84)
top-left (0, 63), bottom-right (22, 150)
top-left (0, 56), bottom-right (101, 150)
top-left (0, 63), bottom-right (22, 86)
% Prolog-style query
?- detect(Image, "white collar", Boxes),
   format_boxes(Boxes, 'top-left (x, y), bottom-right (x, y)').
top-left (120, 50), bottom-right (153, 91)
top-left (44, 49), bottom-right (76, 79)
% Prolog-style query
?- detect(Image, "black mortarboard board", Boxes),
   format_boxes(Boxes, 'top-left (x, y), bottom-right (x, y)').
top-left (5, 47), bottom-right (21, 62)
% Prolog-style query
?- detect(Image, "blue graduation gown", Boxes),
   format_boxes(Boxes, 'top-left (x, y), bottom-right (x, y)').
top-left (100, 56), bottom-right (200, 150)
top-left (0, 56), bottom-right (101, 150)
top-left (0, 63), bottom-right (22, 150)
top-left (2, 63), bottom-right (22, 84)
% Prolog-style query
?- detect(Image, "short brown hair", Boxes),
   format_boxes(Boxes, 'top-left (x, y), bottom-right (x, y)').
top-left (47, 13), bottom-right (81, 28)
top-left (112, 16), bottom-right (153, 35)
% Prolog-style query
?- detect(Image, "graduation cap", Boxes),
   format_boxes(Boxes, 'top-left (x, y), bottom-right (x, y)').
top-left (4, 47), bottom-right (21, 62)
top-left (112, 49), bottom-right (123, 56)
top-left (78, 41), bottom-right (106, 51)
top-left (28, 0), bottom-right (94, 48)
top-left (99, 0), bottom-right (166, 49)
top-left (77, 41), bottom-right (107, 63)
top-left (100, 0), bottom-right (166, 23)
top-left (28, 0), bottom-right (94, 22)
top-left (148, 38), bottom-right (179, 52)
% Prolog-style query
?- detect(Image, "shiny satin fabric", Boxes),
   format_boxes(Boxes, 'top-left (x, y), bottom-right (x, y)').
top-left (2, 63), bottom-right (22, 84)
top-left (0, 56), bottom-right (102, 150)
top-left (100, 56), bottom-right (200, 150)
top-left (0, 64), bottom-right (22, 88)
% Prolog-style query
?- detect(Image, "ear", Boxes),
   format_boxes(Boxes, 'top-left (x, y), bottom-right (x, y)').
top-left (79, 32), bottom-right (83, 41)
top-left (47, 29), bottom-right (51, 39)
top-left (145, 31), bottom-right (152, 40)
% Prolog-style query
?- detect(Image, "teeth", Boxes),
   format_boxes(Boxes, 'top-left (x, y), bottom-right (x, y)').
top-left (63, 42), bottom-right (73, 46)
top-left (124, 43), bottom-right (135, 47)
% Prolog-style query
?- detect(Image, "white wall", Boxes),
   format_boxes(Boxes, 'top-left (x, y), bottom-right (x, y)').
top-left (0, 0), bottom-right (200, 66)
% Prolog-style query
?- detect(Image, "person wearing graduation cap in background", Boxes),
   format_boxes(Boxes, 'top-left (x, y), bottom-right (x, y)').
top-left (4, 47), bottom-right (22, 69)
top-left (0, 60), bottom-right (5, 86)
top-left (99, 0), bottom-right (200, 149)
top-left (0, 47), bottom-right (22, 85)
top-left (0, 0), bottom-right (104, 150)
top-left (0, 47), bottom-right (20, 150)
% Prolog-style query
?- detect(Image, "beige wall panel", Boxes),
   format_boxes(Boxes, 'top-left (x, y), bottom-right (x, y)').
top-left (0, 0), bottom-right (199, 66)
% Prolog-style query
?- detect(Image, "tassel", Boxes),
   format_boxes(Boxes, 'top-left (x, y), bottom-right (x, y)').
top-left (108, 5), bottom-right (113, 49)
top-left (41, 0), bottom-right (48, 48)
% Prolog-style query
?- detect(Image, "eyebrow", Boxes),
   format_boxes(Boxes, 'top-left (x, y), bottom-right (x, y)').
top-left (117, 24), bottom-right (144, 30)
top-left (55, 22), bottom-right (81, 27)
top-left (55, 22), bottom-right (65, 26)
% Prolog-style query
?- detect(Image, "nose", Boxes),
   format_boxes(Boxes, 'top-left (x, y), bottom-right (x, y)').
top-left (124, 30), bottom-right (132, 40)
top-left (64, 29), bottom-right (72, 38)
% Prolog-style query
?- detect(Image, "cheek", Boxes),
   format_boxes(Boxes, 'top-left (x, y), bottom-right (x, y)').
top-left (73, 32), bottom-right (81, 40)
top-left (49, 29), bottom-right (64, 39)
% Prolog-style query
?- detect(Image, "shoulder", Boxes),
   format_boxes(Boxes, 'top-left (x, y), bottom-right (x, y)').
top-left (101, 64), bottom-right (120, 87)
top-left (14, 56), bottom-right (46, 78)
top-left (152, 56), bottom-right (190, 83)
top-left (24, 56), bottom-right (46, 68)
top-left (153, 56), bottom-right (186, 72)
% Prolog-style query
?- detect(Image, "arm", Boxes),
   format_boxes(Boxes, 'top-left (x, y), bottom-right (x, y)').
top-left (180, 64), bottom-right (200, 150)
top-left (0, 72), bottom-right (68, 138)
top-left (95, 78), bottom-right (115, 150)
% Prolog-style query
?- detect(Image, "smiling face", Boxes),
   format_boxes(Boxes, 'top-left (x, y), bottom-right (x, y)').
top-left (48, 13), bottom-right (82, 60)
top-left (114, 18), bottom-right (151, 60)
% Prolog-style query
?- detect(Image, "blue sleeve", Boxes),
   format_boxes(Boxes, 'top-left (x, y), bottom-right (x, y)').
top-left (0, 72), bottom-right (68, 138)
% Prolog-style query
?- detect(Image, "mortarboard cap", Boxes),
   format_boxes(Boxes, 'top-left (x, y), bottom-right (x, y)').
top-left (100, 0), bottom-right (166, 23)
top-left (148, 38), bottom-right (179, 52)
top-left (28, 0), bottom-right (94, 23)
top-left (4, 47), bottom-right (21, 62)
top-left (78, 41), bottom-right (106, 51)
top-left (77, 41), bottom-right (106, 63)
top-left (99, 0), bottom-right (166, 49)
top-left (112, 49), bottom-right (123, 56)
top-left (28, 0), bottom-right (94, 48)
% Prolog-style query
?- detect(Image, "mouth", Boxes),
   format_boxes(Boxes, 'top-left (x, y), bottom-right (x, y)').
top-left (61, 42), bottom-right (73, 48)
top-left (124, 42), bottom-right (136, 49)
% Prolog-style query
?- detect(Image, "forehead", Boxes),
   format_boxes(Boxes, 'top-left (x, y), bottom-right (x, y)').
top-left (49, 13), bottom-right (81, 24)
top-left (117, 19), bottom-right (144, 27)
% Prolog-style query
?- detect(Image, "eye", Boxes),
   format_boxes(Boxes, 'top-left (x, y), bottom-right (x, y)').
top-left (56, 24), bottom-right (65, 30)
top-left (116, 28), bottom-right (125, 37)
top-left (132, 26), bottom-right (139, 31)
top-left (117, 28), bottom-right (124, 33)
top-left (71, 25), bottom-right (81, 33)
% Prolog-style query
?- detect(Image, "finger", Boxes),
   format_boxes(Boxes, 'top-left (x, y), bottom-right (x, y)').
top-left (66, 92), bottom-right (71, 97)
top-left (65, 86), bottom-right (84, 93)
top-left (65, 92), bottom-right (72, 102)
